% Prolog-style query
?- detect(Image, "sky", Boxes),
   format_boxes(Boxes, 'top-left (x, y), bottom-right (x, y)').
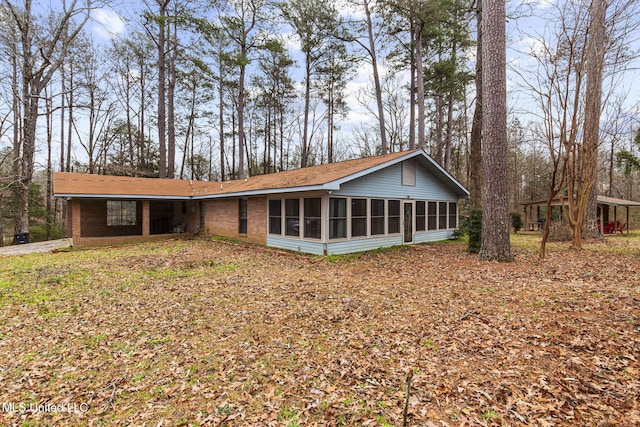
top-left (4, 0), bottom-right (640, 171)
top-left (85, 0), bottom-right (640, 137)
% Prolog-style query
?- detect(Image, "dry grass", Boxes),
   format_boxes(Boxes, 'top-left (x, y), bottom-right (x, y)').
top-left (0, 234), bottom-right (639, 426)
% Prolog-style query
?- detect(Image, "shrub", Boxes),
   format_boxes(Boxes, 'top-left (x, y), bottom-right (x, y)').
top-left (511, 212), bottom-right (523, 233)
top-left (459, 207), bottom-right (482, 253)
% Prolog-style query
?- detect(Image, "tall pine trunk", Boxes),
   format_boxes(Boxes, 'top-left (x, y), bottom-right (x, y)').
top-left (479, 0), bottom-right (511, 262)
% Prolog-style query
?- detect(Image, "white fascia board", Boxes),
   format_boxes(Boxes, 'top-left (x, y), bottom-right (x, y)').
top-left (192, 184), bottom-right (338, 200)
top-left (54, 193), bottom-right (193, 200)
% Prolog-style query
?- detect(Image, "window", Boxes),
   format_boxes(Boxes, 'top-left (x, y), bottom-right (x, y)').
top-left (269, 199), bottom-right (282, 235)
top-left (285, 199), bottom-right (299, 237)
top-left (238, 198), bottom-right (248, 234)
top-left (304, 198), bottom-right (321, 239)
top-left (439, 202), bottom-right (448, 229)
top-left (416, 201), bottom-right (426, 231)
top-left (181, 201), bottom-right (187, 214)
top-left (449, 202), bottom-right (457, 229)
top-left (427, 202), bottom-right (437, 230)
top-left (388, 200), bottom-right (400, 234)
top-left (329, 198), bottom-right (346, 239)
top-left (107, 201), bottom-right (136, 226)
top-left (351, 199), bottom-right (367, 237)
top-left (371, 199), bottom-right (385, 235)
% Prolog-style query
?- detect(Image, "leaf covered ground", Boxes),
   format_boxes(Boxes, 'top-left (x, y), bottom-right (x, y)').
top-left (0, 234), bottom-right (639, 426)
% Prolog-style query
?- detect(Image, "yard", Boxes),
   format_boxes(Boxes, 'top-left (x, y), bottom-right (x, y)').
top-left (0, 234), bottom-right (639, 426)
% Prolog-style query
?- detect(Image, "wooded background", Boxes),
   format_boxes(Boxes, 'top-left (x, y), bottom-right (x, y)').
top-left (1, 0), bottom-right (640, 247)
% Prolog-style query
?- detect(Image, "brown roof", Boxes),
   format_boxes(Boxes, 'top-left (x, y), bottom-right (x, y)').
top-left (53, 150), bottom-right (425, 199)
top-left (53, 173), bottom-right (195, 198)
top-left (521, 195), bottom-right (640, 208)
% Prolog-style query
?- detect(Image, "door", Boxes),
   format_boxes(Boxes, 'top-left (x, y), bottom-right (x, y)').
top-left (403, 202), bottom-right (413, 243)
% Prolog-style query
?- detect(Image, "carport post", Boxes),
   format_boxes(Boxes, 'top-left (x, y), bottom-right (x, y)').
top-left (142, 200), bottom-right (150, 237)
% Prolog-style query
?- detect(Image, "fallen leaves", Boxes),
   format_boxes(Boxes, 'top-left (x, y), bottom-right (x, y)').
top-left (0, 235), bottom-right (639, 425)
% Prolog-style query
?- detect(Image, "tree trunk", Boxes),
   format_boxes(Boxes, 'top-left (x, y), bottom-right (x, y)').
top-left (167, 12), bottom-right (178, 178)
top-left (238, 62), bottom-right (247, 179)
top-left (469, 1), bottom-right (482, 210)
top-left (479, 0), bottom-right (511, 262)
top-left (408, 21), bottom-right (416, 150)
top-left (219, 50), bottom-right (225, 181)
top-left (363, 0), bottom-right (387, 154)
top-left (301, 56), bottom-right (311, 167)
top-left (581, 0), bottom-right (606, 242)
top-left (157, 0), bottom-right (169, 178)
top-left (415, 23), bottom-right (426, 149)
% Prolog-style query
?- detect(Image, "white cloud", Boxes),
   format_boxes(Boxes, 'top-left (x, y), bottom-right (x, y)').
top-left (92, 8), bottom-right (126, 40)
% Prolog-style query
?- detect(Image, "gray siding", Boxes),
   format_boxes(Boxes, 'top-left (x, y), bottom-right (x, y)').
top-left (333, 162), bottom-right (458, 201)
top-left (415, 230), bottom-right (455, 243)
top-left (326, 235), bottom-right (403, 255)
top-left (267, 235), bottom-right (324, 255)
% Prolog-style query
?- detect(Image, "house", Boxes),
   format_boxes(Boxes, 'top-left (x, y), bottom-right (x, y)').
top-left (53, 149), bottom-right (469, 255)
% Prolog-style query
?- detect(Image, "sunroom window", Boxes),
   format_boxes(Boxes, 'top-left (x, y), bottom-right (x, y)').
top-left (388, 200), bottom-right (400, 234)
top-left (285, 199), bottom-right (299, 237)
top-left (371, 199), bottom-right (385, 235)
top-left (448, 202), bottom-right (457, 229)
top-left (269, 199), bottom-right (282, 235)
top-left (427, 201), bottom-right (437, 230)
top-left (329, 198), bottom-right (346, 239)
top-left (416, 201), bottom-right (426, 231)
top-left (351, 199), bottom-right (367, 237)
top-left (438, 202), bottom-right (448, 229)
top-left (304, 198), bottom-right (322, 239)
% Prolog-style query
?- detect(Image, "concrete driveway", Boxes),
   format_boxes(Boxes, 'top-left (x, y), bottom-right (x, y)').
top-left (0, 238), bottom-right (73, 256)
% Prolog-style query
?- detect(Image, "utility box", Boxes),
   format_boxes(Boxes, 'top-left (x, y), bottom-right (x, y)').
top-left (14, 233), bottom-right (29, 245)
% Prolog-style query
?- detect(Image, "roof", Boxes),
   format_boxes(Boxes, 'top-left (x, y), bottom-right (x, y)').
top-left (521, 195), bottom-right (640, 208)
top-left (596, 195), bottom-right (640, 207)
top-left (53, 149), bottom-right (470, 200)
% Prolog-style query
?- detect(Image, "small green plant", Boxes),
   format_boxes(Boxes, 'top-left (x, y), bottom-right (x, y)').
top-left (279, 405), bottom-right (297, 421)
top-left (481, 409), bottom-right (499, 420)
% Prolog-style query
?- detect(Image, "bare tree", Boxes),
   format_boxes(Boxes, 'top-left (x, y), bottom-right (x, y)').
top-left (515, 0), bottom-right (640, 251)
top-left (2, 0), bottom-right (93, 242)
top-left (341, 0), bottom-right (388, 154)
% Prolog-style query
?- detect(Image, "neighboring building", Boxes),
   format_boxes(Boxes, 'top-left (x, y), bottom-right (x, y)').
top-left (521, 195), bottom-right (640, 234)
top-left (53, 149), bottom-right (469, 255)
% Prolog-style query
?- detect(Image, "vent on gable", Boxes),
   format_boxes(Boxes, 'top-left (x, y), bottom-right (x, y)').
top-left (402, 159), bottom-right (416, 186)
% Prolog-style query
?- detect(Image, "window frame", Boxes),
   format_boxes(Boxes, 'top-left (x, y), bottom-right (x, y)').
top-left (370, 198), bottom-right (385, 236)
top-left (268, 199), bottom-right (282, 235)
top-left (416, 201), bottom-right (426, 232)
top-left (303, 197), bottom-right (322, 239)
top-left (427, 201), bottom-right (438, 231)
top-left (448, 202), bottom-right (458, 229)
top-left (438, 201), bottom-right (448, 229)
top-left (350, 198), bottom-right (368, 238)
top-left (285, 198), bottom-right (300, 237)
top-left (238, 198), bottom-right (248, 234)
top-left (329, 197), bottom-right (347, 240)
top-left (387, 200), bottom-right (401, 234)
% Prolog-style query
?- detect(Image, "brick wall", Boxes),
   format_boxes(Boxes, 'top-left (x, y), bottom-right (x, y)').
top-left (203, 197), bottom-right (267, 244)
top-left (79, 200), bottom-right (143, 238)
